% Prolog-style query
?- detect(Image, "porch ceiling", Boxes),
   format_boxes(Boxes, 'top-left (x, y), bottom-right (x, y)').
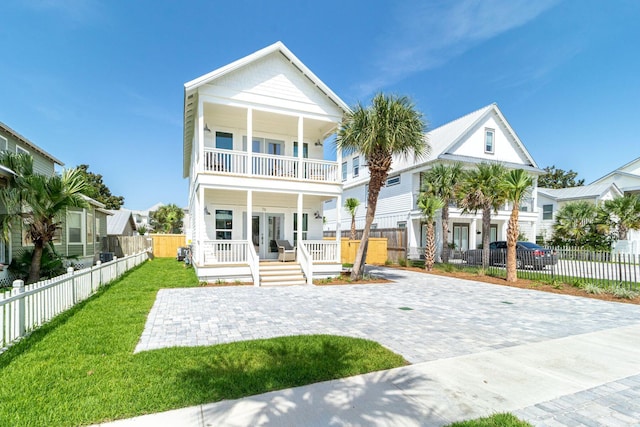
top-left (203, 103), bottom-right (337, 141)
top-left (202, 188), bottom-right (329, 208)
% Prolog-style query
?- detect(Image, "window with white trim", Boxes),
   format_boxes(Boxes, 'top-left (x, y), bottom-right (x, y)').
top-left (215, 210), bottom-right (232, 240)
top-left (484, 128), bottom-right (495, 153)
top-left (387, 175), bottom-right (401, 186)
top-left (16, 145), bottom-right (29, 155)
top-left (397, 221), bottom-right (406, 229)
top-left (0, 135), bottom-right (7, 152)
top-left (353, 157), bottom-right (360, 177)
top-left (68, 211), bottom-right (83, 244)
top-left (542, 204), bottom-right (553, 220)
top-left (87, 211), bottom-right (94, 244)
top-left (342, 162), bottom-right (347, 181)
top-left (293, 213), bottom-right (308, 246)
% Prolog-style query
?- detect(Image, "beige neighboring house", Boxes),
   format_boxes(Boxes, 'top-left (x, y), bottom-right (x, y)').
top-left (183, 41), bottom-right (348, 285)
top-left (536, 182), bottom-right (623, 243)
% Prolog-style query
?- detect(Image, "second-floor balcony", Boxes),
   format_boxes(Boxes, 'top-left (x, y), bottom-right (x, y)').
top-left (202, 148), bottom-right (339, 183)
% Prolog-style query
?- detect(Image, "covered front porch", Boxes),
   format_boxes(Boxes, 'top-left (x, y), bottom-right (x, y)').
top-left (191, 188), bottom-right (342, 285)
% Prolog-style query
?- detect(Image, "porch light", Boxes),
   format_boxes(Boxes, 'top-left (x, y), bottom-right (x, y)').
top-left (204, 123), bottom-right (211, 133)
top-left (314, 211), bottom-right (322, 219)
top-left (314, 139), bottom-right (323, 146)
top-left (204, 206), bottom-right (211, 215)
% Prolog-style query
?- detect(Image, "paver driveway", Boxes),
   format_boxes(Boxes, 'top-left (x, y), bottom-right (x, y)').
top-left (136, 267), bottom-right (640, 364)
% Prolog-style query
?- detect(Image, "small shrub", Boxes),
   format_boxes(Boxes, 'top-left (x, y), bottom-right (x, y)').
top-left (477, 268), bottom-right (486, 277)
top-left (384, 259), bottom-right (393, 266)
top-left (610, 287), bottom-right (639, 299)
top-left (441, 263), bottom-right (455, 273)
top-left (582, 283), bottom-right (605, 295)
top-left (398, 257), bottom-right (407, 267)
top-left (199, 280), bottom-right (209, 286)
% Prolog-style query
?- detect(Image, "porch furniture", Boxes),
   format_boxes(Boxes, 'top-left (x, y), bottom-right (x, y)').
top-left (276, 239), bottom-right (296, 262)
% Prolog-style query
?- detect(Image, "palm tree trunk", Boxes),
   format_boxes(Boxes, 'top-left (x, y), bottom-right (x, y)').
top-left (350, 215), bottom-right (357, 241)
top-left (426, 221), bottom-right (436, 271)
top-left (28, 242), bottom-right (44, 284)
top-left (506, 206), bottom-right (519, 282)
top-left (441, 204), bottom-right (449, 263)
top-left (481, 205), bottom-right (491, 269)
top-left (351, 172), bottom-right (384, 280)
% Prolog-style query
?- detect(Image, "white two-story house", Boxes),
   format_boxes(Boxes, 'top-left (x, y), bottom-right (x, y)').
top-left (183, 42), bottom-right (348, 285)
top-left (324, 103), bottom-right (543, 260)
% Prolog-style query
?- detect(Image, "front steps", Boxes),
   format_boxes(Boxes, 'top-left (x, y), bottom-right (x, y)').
top-left (259, 262), bottom-right (307, 286)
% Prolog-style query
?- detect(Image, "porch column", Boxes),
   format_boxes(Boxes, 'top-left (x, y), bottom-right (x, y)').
top-left (469, 220), bottom-right (477, 250)
top-left (297, 115), bottom-right (303, 179)
top-left (198, 186), bottom-right (205, 265)
top-left (198, 99), bottom-right (205, 174)
top-left (247, 190), bottom-right (253, 247)
top-left (297, 193), bottom-right (303, 242)
top-left (247, 108), bottom-right (253, 176)
top-left (336, 138), bottom-right (342, 183)
top-left (335, 194), bottom-right (342, 263)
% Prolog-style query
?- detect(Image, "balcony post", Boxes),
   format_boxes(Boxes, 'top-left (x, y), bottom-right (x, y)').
top-left (335, 194), bottom-right (342, 263)
top-left (198, 98), bottom-right (205, 174)
top-left (247, 108), bottom-right (253, 176)
top-left (297, 115), bottom-right (303, 179)
top-left (247, 189), bottom-right (253, 249)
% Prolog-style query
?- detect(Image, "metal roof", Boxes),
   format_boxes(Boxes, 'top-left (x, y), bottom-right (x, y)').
top-left (538, 182), bottom-right (623, 201)
top-left (107, 209), bottom-right (136, 235)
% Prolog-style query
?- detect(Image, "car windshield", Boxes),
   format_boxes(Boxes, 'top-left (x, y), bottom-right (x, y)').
top-left (519, 242), bottom-right (542, 249)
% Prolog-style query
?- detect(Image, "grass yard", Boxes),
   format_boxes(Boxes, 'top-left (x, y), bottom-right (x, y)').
top-left (0, 258), bottom-right (406, 426)
top-left (446, 413), bottom-right (533, 426)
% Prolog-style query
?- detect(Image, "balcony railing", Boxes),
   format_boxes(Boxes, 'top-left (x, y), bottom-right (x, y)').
top-left (202, 148), bottom-right (339, 183)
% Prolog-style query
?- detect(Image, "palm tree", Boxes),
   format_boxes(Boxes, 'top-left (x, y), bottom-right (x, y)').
top-left (344, 198), bottom-right (360, 240)
top-left (598, 194), bottom-right (640, 240)
top-left (421, 162), bottom-right (463, 263)
top-left (457, 162), bottom-right (507, 268)
top-left (502, 169), bottom-right (533, 282)
top-left (417, 194), bottom-right (444, 271)
top-left (0, 152), bottom-right (89, 283)
top-left (552, 201), bottom-right (597, 246)
top-left (337, 93), bottom-right (429, 279)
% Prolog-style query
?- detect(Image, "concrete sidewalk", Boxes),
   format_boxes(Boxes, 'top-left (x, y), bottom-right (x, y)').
top-left (93, 323), bottom-right (640, 427)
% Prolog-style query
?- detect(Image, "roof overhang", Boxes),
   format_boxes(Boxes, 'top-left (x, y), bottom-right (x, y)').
top-left (0, 121), bottom-right (64, 166)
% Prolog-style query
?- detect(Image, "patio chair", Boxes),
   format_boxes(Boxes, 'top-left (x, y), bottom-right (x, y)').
top-left (276, 239), bottom-right (296, 262)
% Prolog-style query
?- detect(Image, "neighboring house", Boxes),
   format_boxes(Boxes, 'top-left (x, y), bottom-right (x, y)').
top-left (323, 103), bottom-right (543, 260)
top-left (536, 182), bottom-right (623, 242)
top-left (0, 121), bottom-right (110, 282)
top-left (129, 202), bottom-right (164, 232)
top-left (107, 209), bottom-right (138, 236)
top-left (590, 156), bottom-right (640, 252)
top-left (183, 41), bottom-right (348, 284)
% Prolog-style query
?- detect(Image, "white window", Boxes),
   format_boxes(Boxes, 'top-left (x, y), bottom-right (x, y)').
top-left (87, 211), bottom-right (94, 244)
top-left (0, 135), bottom-right (7, 151)
top-left (16, 145), bottom-right (29, 155)
top-left (543, 204), bottom-right (553, 220)
top-left (215, 210), bottom-right (233, 240)
top-left (68, 211), bottom-right (83, 244)
top-left (387, 175), bottom-right (401, 186)
top-left (397, 221), bottom-right (407, 229)
top-left (342, 162), bottom-right (347, 181)
top-left (485, 128), bottom-right (495, 153)
top-left (353, 157), bottom-right (360, 177)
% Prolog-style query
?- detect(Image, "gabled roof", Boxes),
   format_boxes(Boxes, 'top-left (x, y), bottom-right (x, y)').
top-left (107, 209), bottom-right (136, 235)
top-left (538, 182), bottom-right (623, 201)
top-left (430, 103), bottom-right (538, 167)
top-left (182, 41), bottom-right (350, 177)
top-left (591, 156), bottom-right (640, 185)
top-left (0, 120), bottom-right (64, 166)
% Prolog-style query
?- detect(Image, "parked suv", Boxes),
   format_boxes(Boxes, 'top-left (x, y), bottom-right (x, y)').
top-left (464, 241), bottom-right (558, 269)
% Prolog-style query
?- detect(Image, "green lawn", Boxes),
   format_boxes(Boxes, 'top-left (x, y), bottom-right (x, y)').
top-left (0, 258), bottom-right (406, 426)
top-left (446, 413), bottom-right (533, 427)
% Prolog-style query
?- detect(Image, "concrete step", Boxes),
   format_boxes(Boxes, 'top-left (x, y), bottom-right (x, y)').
top-left (260, 268), bottom-right (303, 276)
top-left (259, 262), bottom-right (306, 286)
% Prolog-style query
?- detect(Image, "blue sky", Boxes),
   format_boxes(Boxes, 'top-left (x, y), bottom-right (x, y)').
top-left (1, 0), bottom-right (639, 210)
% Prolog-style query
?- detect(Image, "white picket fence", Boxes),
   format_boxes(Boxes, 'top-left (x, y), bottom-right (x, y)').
top-left (0, 251), bottom-right (149, 351)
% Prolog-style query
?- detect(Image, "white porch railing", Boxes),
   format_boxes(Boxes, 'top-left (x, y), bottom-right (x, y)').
top-left (202, 240), bottom-right (248, 264)
top-left (202, 148), bottom-right (339, 183)
top-left (0, 251), bottom-right (148, 351)
top-left (298, 244), bottom-right (313, 285)
top-left (247, 243), bottom-right (259, 287)
top-left (300, 240), bottom-right (339, 262)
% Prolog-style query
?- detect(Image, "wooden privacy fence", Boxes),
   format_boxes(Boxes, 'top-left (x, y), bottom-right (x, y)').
top-left (333, 238), bottom-right (387, 265)
top-left (104, 236), bottom-right (153, 258)
top-left (150, 234), bottom-right (186, 258)
top-left (0, 251), bottom-right (148, 351)
top-left (324, 227), bottom-right (407, 263)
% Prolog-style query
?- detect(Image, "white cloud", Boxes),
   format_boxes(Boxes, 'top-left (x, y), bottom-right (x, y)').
top-left (355, 0), bottom-right (560, 96)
